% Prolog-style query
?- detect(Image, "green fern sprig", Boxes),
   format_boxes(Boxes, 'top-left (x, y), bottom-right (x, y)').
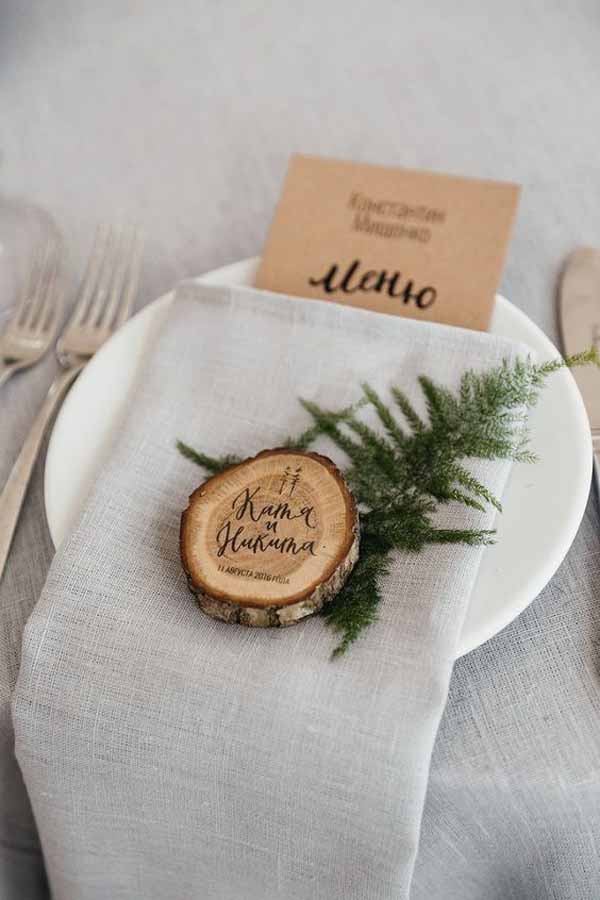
top-left (177, 348), bottom-right (598, 656)
top-left (176, 440), bottom-right (241, 474)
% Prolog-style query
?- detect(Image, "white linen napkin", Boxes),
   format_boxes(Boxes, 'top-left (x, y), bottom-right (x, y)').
top-left (14, 282), bottom-right (525, 900)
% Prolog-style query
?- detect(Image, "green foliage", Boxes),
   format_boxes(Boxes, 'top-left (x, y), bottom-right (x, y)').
top-left (178, 348), bottom-right (599, 657)
top-left (176, 440), bottom-right (241, 474)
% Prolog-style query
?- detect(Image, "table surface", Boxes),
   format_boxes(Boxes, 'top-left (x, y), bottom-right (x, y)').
top-left (1, 2), bottom-right (600, 898)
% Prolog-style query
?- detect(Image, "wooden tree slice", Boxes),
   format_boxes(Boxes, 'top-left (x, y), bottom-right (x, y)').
top-left (180, 448), bottom-right (359, 627)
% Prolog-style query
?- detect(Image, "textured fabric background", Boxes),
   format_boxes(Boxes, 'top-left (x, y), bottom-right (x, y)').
top-left (1, 1), bottom-right (599, 898)
top-left (13, 283), bottom-right (524, 899)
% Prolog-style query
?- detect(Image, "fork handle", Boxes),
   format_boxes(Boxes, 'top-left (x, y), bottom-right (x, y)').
top-left (0, 364), bottom-right (84, 580)
top-left (0, 361), bottom-right (19, 388)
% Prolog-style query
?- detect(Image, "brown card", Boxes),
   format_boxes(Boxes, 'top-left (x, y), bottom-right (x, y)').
top-left (255, 154), bottom-right (520, 331)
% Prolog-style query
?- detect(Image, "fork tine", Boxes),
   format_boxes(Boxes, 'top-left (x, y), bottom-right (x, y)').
top-left (98, 227), bottom-right (140, 329)
top-left (15, 241), bottom-right (45, 327)
top-left (30, 238), bottom-right (61, 332)
top-left (23, 238), bottom-right (60, 330)
top-left (70, 225), bottom-right (110, 326)
top-left (35, 250), bottom-right (61, 334)
top-left (84, 226), bottom-right (122, 326)
top-left (114, 229), bottom-right (142, 328)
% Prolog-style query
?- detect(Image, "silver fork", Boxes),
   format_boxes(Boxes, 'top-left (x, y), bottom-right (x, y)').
top-left (0, 235), bottom-right (62, 387)
top-left (0, 225), bottom-right (142, 579)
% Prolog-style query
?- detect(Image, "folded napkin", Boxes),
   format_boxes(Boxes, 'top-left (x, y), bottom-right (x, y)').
top-left (14, 283), bottom-right (525, 900)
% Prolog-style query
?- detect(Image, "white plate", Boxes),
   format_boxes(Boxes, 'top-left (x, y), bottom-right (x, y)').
top-left (45, 257), bottom-right (592, 657)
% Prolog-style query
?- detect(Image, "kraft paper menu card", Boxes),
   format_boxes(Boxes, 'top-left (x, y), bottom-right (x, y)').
top-left (255, 154), bottom-right (520, 331)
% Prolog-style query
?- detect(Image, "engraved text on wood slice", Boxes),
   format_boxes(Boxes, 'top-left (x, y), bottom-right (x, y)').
top-left (180, 449), bottom-right (359, 627)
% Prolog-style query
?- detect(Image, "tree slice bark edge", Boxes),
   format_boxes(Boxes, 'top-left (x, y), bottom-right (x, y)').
top-left (180, 448), bottom-right (360, 627)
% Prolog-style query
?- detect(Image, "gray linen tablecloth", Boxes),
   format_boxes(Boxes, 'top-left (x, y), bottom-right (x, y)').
top-left (1, 1), bottom-right (599, 897)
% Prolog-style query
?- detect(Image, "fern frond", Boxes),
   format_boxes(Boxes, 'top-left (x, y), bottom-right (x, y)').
top-left (425, 527), bottom-right (496, 546)
top-left (361, 383), bottom-right (406, 448)
top-left (176, 441), bottom-right (241, 474)
top-left (322, 535), bottom-right (389, 657)
top-left (177, 347), bottom-right (598, 657)
top-left (391, 386), bottom-right (426, 434)
top-left (453, 464), bottom-right (502, 512)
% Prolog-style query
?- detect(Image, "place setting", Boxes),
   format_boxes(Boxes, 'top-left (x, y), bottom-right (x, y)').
top-left (2, 153), bottom-right (599, 898)
top-left (16, 156), bottom-right (594, 652)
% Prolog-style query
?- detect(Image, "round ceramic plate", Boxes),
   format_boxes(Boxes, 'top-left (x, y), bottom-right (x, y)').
top-left (44, 257), bottom-right (592, 657)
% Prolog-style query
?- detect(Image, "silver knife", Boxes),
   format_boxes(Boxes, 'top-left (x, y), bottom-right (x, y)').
top-left (559, 247), bottom-right (600, 494)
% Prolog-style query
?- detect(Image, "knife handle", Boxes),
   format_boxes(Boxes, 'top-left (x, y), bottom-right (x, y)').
top-left (593, 431), bottom-right (600, 504)
top-left (594, 454), bottom-right (600, 505)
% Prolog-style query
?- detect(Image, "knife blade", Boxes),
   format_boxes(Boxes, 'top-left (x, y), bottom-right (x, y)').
top-left (559, 247), bottom-right (600, 491)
